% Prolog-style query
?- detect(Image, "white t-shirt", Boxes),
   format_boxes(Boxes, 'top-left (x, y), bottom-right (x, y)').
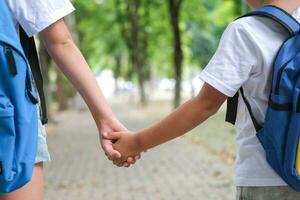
top-left (6, 0), bottom-right (75, 37)
top-left (200, 7), bottom-right (300, 186)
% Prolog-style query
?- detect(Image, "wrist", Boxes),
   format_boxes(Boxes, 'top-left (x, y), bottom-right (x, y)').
top-left (134, 132), bottom-right (147, 152)
top-left (90, 104), bottom-right (115, 127)
top-left (95, 113), bottom-right (116, 131)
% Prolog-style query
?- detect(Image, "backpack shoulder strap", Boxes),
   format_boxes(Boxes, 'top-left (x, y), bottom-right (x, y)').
top-left (226, 88), bottom-right (262, 131)
top-left (240, 5), bottom-right (300, 36)
top-left (225, 5), bottom-right (300, 128)
top-left (19, 27), bottom-right (48, 125)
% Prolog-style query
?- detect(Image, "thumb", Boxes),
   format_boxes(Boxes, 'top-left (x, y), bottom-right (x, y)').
top-left (104, 131), bottom-right (122, 140)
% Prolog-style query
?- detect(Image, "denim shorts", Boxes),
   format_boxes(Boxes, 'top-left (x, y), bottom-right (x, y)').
top-left (236, 186), bottom-right (300, 200)
top-left (31, 73), bottom-right (51, 164)
top-left (34, 106), bottom-right (51, 164)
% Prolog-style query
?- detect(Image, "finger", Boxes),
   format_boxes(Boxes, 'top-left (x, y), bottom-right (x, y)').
top-left (109, 150), bottom-right (121, 160)
top-left (117, 161), bottom-right (124, 167)
top-left (126, 157), bottom-right (134, 164)
top-left (105, 152), bottom-right (114, 161)
top-left (105, 152), bottom-right (112, 160)
top-left (134, 155), bottom-right (141, 160)
top-left (113, 160), bottom-right (122, 167)
top-left (102, 132), bottom-right (108, 139)
top-left (113, 157), bottom-right (124, 166)
top-left (123, 162), bottom-right (130, 168)
top-left (130, 159), bottom-right (136, 165)
top-left (105, 131), bottom-right (122, 140)
top-left (112, 156), bottom-right (125, 167)
top-left (102, 140), bottom-right (121, 159)
top-left (110, 156), bottom-right (122, 164)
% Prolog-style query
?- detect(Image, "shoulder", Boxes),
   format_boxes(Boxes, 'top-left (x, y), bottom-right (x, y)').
top-left (217, 18), bottom-right (258, 49)
top-left (8, 0), bottom-right (75, 37)
top-left (224, 16), bottom-right (272, 37)
top-left (220, 15), bottom-right (287, 48)
top-left (228, 15), bottom-right (287, 37)
top-left (220, 17), bottom-right (257, 43)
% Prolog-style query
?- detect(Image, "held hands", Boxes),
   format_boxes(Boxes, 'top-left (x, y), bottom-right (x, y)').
top-left (112, 131), bottom-right (144, 166)
top-left (98, 117), bottom-right (141, 167)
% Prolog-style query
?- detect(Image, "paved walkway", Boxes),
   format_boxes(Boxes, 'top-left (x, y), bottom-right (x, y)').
top-left (45, 100), bottom-right (235, 200)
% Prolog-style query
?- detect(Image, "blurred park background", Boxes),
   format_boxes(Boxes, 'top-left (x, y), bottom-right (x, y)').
top-left (40, 0), bottom-right (249, 199)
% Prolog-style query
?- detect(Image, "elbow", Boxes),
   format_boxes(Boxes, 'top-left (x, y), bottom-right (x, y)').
top-left (194, 97), bottom-right (221, 118)
top-left (43, 33), bottom-right (74, 55)
top-left (41, 19), bottom-right (75, 50)
top-left (51, 34), bottom-right (73, 49)
top-left (204, 103), bottom-right (220, 117)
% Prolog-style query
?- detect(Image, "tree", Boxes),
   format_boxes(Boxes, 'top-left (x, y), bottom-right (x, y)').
top-left (114, 0), bottom-right (150, 105)
top-left (72, 0), bottom-right (240, 107)
top-left (55, 68), bottom-right (69, 111)
top-left (168, 0), bottom-right (183, 108)
top-left (130, 0), bottom-right (147, 104)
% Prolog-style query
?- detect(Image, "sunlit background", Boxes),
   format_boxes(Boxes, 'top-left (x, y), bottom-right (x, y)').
top-left (41, 0), bottom-right (249, 199)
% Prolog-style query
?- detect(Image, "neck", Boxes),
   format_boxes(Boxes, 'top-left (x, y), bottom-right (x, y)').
top-left (262, 0), bottom-right (300, 14)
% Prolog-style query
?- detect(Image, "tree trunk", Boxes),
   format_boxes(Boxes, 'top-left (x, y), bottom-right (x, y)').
top-left (114, 54), bottom-right (122, 94)
top-left (141, 0), bottom-right (151, 81)
top-left (168, 0), bottom-right (183, 108)
top-left (130, 0), bottom-right (147, 105)
top-left (55, 68), bottom-right (69, 111)
top-left (115, 0), bottom-right (148, 104)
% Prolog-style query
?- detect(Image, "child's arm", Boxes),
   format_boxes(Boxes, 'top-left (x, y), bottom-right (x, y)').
top-left (137, 83), bottom-right (227, 151)
top-left (113, 83), bottom-right (227, 160)
top-left (40, 19), bottom-right (138, 165)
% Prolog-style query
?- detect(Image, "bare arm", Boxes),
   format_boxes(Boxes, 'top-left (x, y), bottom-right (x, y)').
top-left (40, 19), bottom-right (139, 165)
top-left (137, 83), bottom-right (227, 151)
top-left (40, 19), bottom-right (113, 125)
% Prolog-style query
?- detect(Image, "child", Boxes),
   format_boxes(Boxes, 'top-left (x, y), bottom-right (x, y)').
top-left (1, 0), bottom-right (139, 199)
top-left (113, 0), bottom-right (300, 199)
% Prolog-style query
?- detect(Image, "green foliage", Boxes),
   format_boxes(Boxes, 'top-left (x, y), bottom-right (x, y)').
top-left (74, 0), bottom-right (126, 71)
top-left (184, 0), bottom-right (240, 68)
top-left (73, 0), bottom-right (247, 76)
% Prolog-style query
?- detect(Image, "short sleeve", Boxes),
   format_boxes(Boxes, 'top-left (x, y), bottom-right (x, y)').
top-left (9, 0), bottom-right (75, 37)
top-left (199, 21), bottom-right (259, 97)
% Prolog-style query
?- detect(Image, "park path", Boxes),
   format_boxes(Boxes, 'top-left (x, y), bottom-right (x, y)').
top-left (44, 99), bottom-right (235, 200)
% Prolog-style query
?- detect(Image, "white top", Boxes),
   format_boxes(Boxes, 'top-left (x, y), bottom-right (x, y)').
top-left (6, 0), bottom-right (75, 37)
top-left (200, 7), bottom-right (300, 186)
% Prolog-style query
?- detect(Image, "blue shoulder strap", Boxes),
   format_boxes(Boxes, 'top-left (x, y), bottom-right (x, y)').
top-left (242, 5), bottom-right (300, 35)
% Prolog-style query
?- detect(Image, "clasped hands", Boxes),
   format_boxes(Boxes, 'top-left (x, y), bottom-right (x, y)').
top-left (99, 117), bottom-right (143, 167)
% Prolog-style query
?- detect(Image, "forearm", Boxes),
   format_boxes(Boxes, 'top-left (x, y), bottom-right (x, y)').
top-left (136, 83), bottom-right (227, 151)
top-left (41, 20), bottom-right (114, 128)
top-left (137, 98), bottom-right (217, 151)
top-left (50, 42), bottom-right (111, 119)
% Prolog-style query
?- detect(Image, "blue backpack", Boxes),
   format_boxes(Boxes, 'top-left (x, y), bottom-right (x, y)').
top-left (0, 1), bottom-right (40, 193)
top-left (226, 6), bottom-right (300, 191)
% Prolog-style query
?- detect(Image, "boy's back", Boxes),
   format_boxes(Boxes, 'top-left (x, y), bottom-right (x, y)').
top-left (200, 7), bottom-right (300, 186)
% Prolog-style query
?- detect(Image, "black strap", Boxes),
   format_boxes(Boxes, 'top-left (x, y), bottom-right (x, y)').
top-left (225, 93), bottom-right (238, 124)
top-left (240, 88), bottom-right (262, 131)
top-left (226, 88), bottom-right (262, 132)
top-left (19, 27), bottom-right (48, 125)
